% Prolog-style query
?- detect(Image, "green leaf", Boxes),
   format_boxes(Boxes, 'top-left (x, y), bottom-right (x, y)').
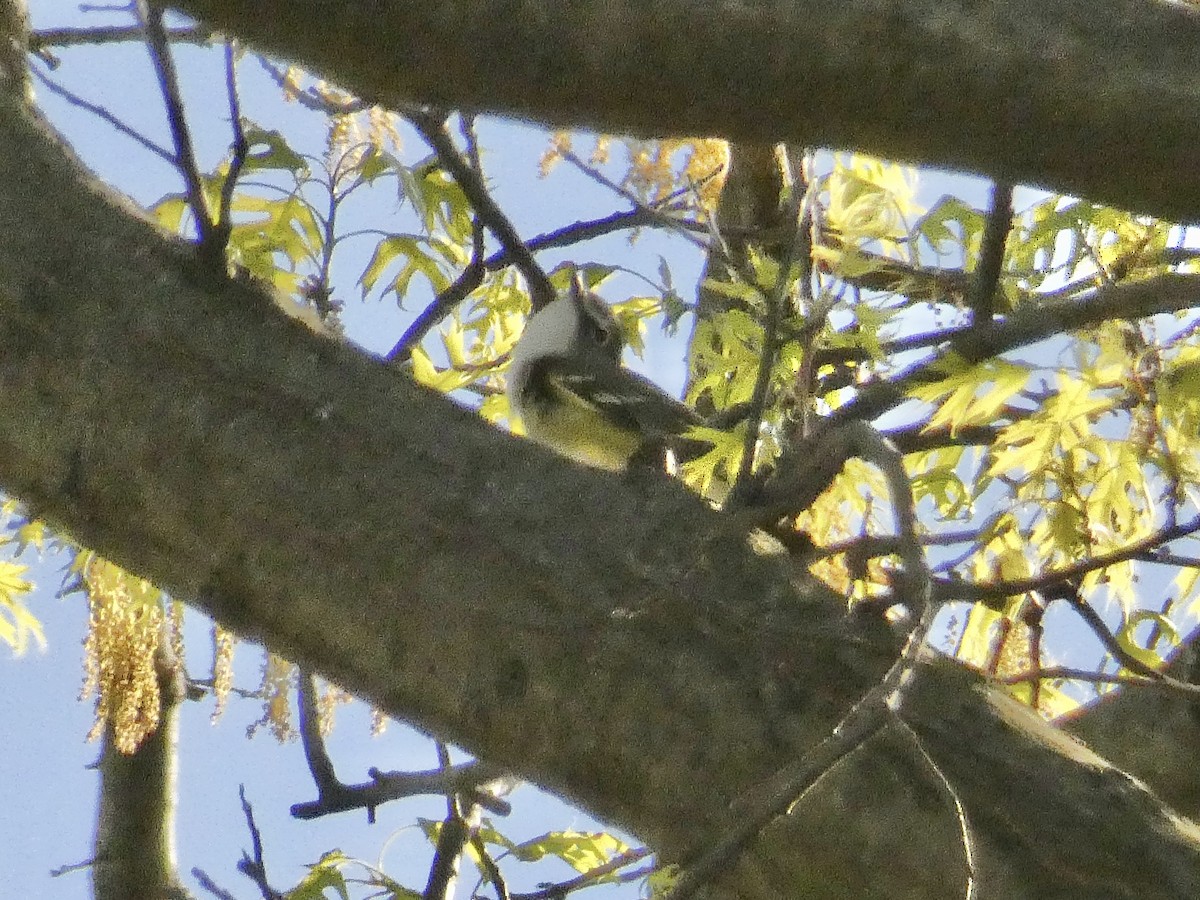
top-left (698, 277), bottom-right (760, 303)
top-left (680, 424), bottom-right (745, 497)
top-left (359, 235), bottom-right (452, 301)
top-left (285, 851), bottom-right (351, 900)
top-left (1115, 610), bottom-right (1179, 671)
top-left (551, 262), bottom-right (617, 293)
top-left (14, 520), bottom-right (45, 554)
top-left (0, 560), bottom-right (42, 656)
top-left (508, 830), bottom-right (631, 874)
top-left (912, 357), bottom-right (1030, 437)
top-left (353, 146), bottom-right (403, 185)
top-left (916, 196), bottom-right (985, 260)
top-left (240, 123), bottom-right (309, 174)
top-left (400, 157), bottom-right (473, 244)
top-left (149, 192), bottom-right (191, 233)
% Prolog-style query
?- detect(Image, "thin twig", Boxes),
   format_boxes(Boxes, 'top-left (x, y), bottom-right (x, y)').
top-left (1058, 587), bottom-right (1165, 681)
top-left (386, 117), bottom-right (490, 362)
top-left (559, 148), bottom-right (714, 256)
top-left (488, 206), bottom-right (692, 266)
top-left (997, 664), bottom-right (1200, 696)
top-left (214, 40), bottom-right (247, 242)
top-left (297, 668), bottom-right (339, 790)
top-left (404, 106), bottom-right (554, 308)
top-left (136, 1), bottom-right (215, 247)
top-left (672, 423), bottom-right (933, 900)
top-left (823, 273), bottom-right (1200, 432)
top-left (290, 759), bottom-right (513, 820)
top-left (31, 25), bottom-right (210, 51)
top-left (192, 868), bottom-right (238, 900)
top-left (510, 848), bottom-right (654, 900)
top-left (471, 832), bottom-right (512, 900)
top-left (729, 146), bottom-right (809, 500)
top-left (1137, 550), bottom-right (1200, 569)
top-left (424, 743), bottom-right (474, 900)
top-left (942, 514), bottom-right (1200, 606)
top-left (292, 671), bottom-right (511, 819)
top-left (386, 264), bottom-right (486, 362)
top-left (423, 812), bottom-right (470, 900)
top-left (237, 786), bottom-right (283, 900)
top-left (30, 66), bottom-right (174, 163)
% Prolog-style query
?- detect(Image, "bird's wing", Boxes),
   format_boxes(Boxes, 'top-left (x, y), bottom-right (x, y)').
top-left (529, 356), bottom-right (702, 439)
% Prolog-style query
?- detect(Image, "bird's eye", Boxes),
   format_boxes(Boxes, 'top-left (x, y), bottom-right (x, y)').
top-left (590, 323), bottom-right (610, 345)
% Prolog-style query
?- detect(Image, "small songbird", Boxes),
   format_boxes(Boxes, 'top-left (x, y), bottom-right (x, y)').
top-left (507, 273), bottom-right (702, 473)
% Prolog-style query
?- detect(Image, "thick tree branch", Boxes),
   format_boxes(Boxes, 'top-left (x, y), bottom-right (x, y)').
top-left (0, 86), bottom-right (854, 882)
top-left (165, 0), bottom-right (1200, 222)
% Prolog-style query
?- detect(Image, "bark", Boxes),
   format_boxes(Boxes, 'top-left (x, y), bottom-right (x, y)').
top-left (165, 0), bottom-right (1200, 222)
top-left (93, 646), bottom-right (189, 900)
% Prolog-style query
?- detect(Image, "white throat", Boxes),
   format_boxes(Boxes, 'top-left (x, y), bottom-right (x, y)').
top-left (511, 297), bottom-right (581, 366)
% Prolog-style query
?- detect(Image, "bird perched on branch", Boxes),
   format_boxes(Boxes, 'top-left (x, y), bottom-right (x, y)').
top-left (507, 272), bottom-right (703, 473)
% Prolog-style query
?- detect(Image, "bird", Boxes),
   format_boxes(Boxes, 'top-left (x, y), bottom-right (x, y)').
top-left (506, 272), bottom-right (703, 473)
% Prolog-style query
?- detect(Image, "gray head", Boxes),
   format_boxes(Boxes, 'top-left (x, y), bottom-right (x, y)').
top-left (511, 273), bottom-right (624, 370)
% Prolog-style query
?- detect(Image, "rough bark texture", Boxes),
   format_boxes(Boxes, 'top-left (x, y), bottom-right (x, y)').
top-left (8, 2), bottom-right (1200, 896)
top-left (166, 0), bottom-right (1200, 222)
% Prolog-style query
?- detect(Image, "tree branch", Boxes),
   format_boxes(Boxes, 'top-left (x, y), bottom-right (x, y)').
top-left (166, 0), bottom-right (1200, 222)
top-left (824, 273), bottom-right (1200, 429)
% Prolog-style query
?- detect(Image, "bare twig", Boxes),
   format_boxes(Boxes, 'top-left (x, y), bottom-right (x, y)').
top-left (1057, 586), bottom-right (1165, 682)
top-left (385, 262), bottom-right (485, 362)
top-left (895, 718), bottom-right (976, 900)
top-left (404, 106), bottom-right (554, 308)
top-left (136, 1), bottom-right (216, 251)
top-left (470, 831), bottom-right (512, 900)
top-left (296, 669), bottom-right (338, 790)
top-left (30, 66), bottom-right (173, 163)
top-left (423, 812), bottom-right (471, 900)
top-left (423, 740), bottom-right (479, 900)
top-left (510, 848), bottom-right (654, 900)
top-left (492, 206), bottom-right (691, 264)
top-left (386, 117), bottom-right (490, 362)
top-left (192, 868), bottom-right (238, 900)
top-left (290, 760), bottom-right (513, 820)
top-left (1137, 549), bottom-right (1200, 569)
top-left (292, 669), bottom-right (511, 820)
top-left (31, 25), bottom-right (210, 51)
top-left (236, 786), bottom-right (283, 900)
top-left (884, 421), bottom-right (1007, 454)
top-left (941, 514), bottom-right (1200, 607)
top-left (214, 40), bottom-right (247, 242)
top-left (998, 665), bottom-right (1200, 698)
top-left (559, 147), bottom-right (715, 256)
top-left (729, 146), bottom-right (810, 501)
top-left (825, 273), bottom-right (1200, 431)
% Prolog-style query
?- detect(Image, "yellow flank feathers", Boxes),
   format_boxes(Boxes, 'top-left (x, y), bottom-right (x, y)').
top-left (520, 379), bottom-right (641, 472)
